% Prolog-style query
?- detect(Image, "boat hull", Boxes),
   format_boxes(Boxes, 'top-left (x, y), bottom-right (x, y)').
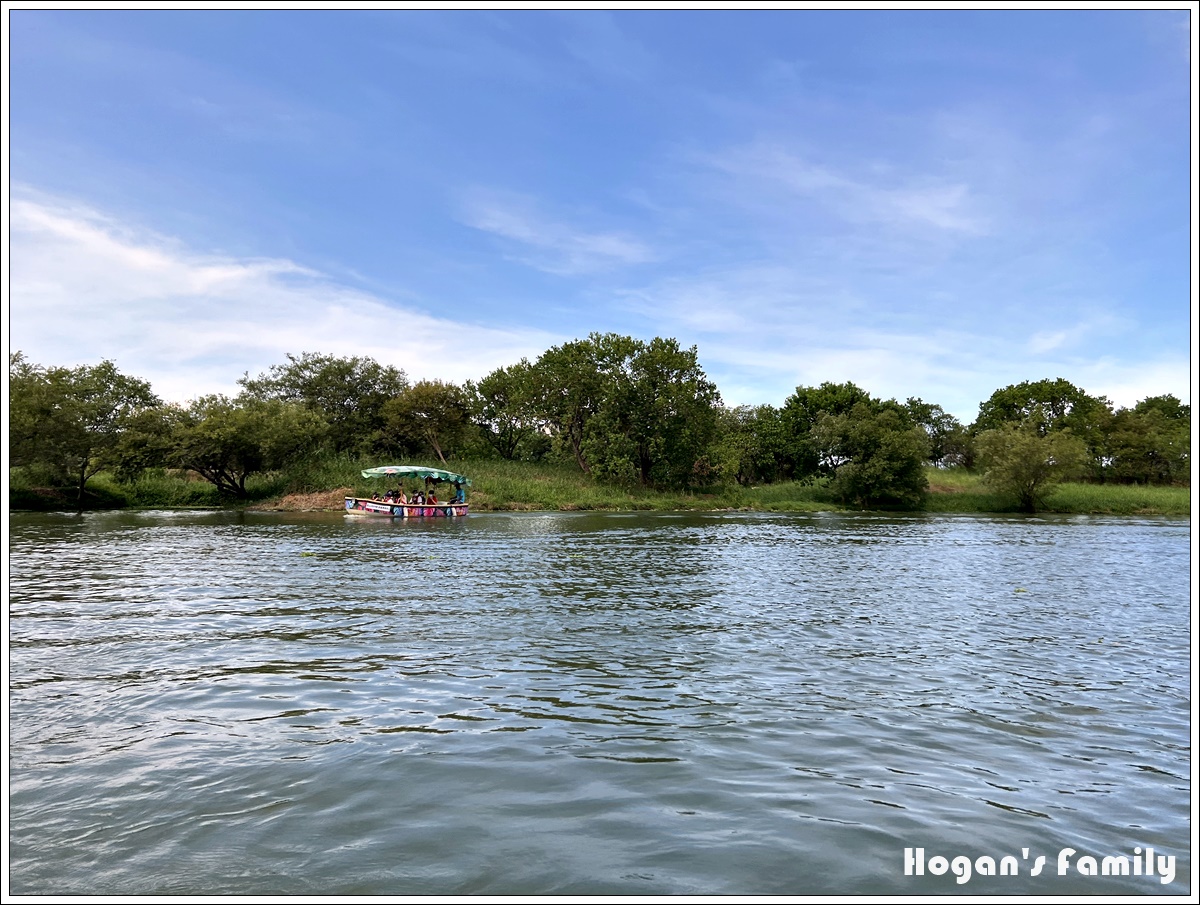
top-left (344, 497), bottom-right (468, 518)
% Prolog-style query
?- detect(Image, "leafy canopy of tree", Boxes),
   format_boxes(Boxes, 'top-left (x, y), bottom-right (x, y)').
top-left (464, 360), bottom-right (542, 461)
top-left (780, 381), bottom-right (876, 478)
top-left (713, 404), bottom-right (789, 486)
top-left (972, 377), bottom-right (1113, 475)
top-left (904, 397), bottom-right (969, 468)
top-left (238, 352), bottom-right (408, 455)
top-left (11, 346), bottom-right (1190, 508)
top-left (813, 404), bottom-right (930, 508)
top-left (382, 380), bottom-right (472, 465)
top-left (10, 353), bottom-right (161, 504)
top-left (1105, 396), bottom-right (1190, 486)
top-left (975, 413), bottom-right (1090, 512)
top-left (529, 333), bottom-right (631, 476)
top-left (163, 396), bottom-right (328, 497)
top-left (972, 377), bottom-right (1112, 434)
top-left (529, 333), bottom-right (721, 489)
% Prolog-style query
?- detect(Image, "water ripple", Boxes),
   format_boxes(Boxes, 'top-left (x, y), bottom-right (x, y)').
top-left (9, 510), bottom-right (1191, 894)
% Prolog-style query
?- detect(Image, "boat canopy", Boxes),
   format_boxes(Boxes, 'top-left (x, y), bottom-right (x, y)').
top-left (361, 465), bottom-right (472, 486)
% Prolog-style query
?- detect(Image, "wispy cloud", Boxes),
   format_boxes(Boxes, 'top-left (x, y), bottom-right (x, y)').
top-left (459, 188), bottom-right (655, 276)
top-left (704, 142), bottom-right (988, 234)
top-left (559, 11), bottom-right (657, 81)
top-left (613, 261), bottom-right (1189, 420)
top-left (9, 192), bottom-right (562, 402)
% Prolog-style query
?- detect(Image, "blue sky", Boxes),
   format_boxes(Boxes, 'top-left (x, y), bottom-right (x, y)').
top-left (7, 9), bottom-right (1195, 421)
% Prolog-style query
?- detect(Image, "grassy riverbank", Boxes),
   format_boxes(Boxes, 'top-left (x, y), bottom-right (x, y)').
top-left (918, 467), bottom-right (1191, 516)
top-left (9, 460), bottom-right (1190, 516)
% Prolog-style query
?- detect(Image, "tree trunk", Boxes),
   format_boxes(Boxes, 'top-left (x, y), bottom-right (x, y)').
top-left (77, 461), bottom-right (89, 511)
top-left (568, 429), bottom-right (590, 474)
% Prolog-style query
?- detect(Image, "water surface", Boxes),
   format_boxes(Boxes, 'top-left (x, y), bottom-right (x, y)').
top-left (8, 510), bottom-right (1191, 894)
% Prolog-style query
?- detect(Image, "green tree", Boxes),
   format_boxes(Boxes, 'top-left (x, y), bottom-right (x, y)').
top-left (975, 414), bottom-right (1089, 512)
top-left (465, 360), bottom-right (542, 460)
top-left (973, 378), bottom-right (1112, 477)
top-left (530, 333), bottom-right (641, 475)
top-left (165, 396), bottom-right (328, 497)
top-left (780, 381), bottom-right (876, 478)
top-left (110, 406), bottom-right (178, 484)
top-left (382, 380), bottom-right (472, 465)
top-left (713, 404), bottom-right (788, 486)
top-left (812, 404), bottom-right (930, 508)
top-left (238, 352), bottom-right (408, 454)
top-left (905, 397), bottom-right (970, 467)
top-left (973, 378), bottom-right (1109, 433)
top-left (587, 337), bottom-right (722, 488)
top-left (9, 354), bottom-right (161, 504)
top-left (1105, 403), bottom-right (1190, 485)
top-left (1133, 393), bottom-right (1190, 423)
top-left (529, 334), bottom-right (721, 489)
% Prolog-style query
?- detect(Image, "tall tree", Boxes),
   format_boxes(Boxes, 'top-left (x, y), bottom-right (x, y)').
top-left (973, 378), bottom-right (1109, 433)
top-left (905, 397), bottom-right (969, 467)
top-left (1105, 402), bottom-right (1190, 485)
top-left (713, 404), bottom-right (788, 486)
top-left (238, 352), bottom-right (408, 454)
top-left (466, 360), bottom-right (541, 460)
top-left (586, 337), bottom-right (722, 488)
top-left (530, 333), bottom-right (639, 475)
top-left (975, 412), bottom-right (1089, 512)
top-left (382, 380), bottom-right (471, 465)
top-left (164, 396), bottom-right (328, 498)
top-left (780, 381), bottom-right (879, 479)
top-left (812, 404), bottom-right (930, 507)
top-left (973, 378), bottom-right (1112, 479)
top-left (9, 354), bottom-right (161, 504)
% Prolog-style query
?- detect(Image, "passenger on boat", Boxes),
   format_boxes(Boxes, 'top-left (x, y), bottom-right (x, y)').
top-left (397, 489), bottom-right (409, 504)
top-left (428, 491), bottom-right (438, 504)
top-left (451, 483), bottom-right (466, 504)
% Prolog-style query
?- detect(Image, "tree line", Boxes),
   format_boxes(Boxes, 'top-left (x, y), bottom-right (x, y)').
top-left (8, 337), bottom-right (1191, 511)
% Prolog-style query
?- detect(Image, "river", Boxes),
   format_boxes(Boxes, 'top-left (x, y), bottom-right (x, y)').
top-left (7, 509), bottom-right (1191, 894)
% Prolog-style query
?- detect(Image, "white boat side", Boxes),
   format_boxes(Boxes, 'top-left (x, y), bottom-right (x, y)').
top-left (344, 496), bottom-right (468, 518)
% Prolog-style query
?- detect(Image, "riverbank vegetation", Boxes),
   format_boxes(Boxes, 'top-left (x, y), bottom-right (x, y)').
top-left (9, 339), bottom-right (1191, 516)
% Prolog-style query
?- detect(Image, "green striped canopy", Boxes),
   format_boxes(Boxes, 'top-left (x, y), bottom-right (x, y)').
top-left (361, 465), bottom-right (471, 486)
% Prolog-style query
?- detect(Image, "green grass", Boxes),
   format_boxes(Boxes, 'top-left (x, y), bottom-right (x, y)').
top-left (10, 459), bottom-right (1190, 516)
top-left (922, 467), bottom-right (1191, 516)
top-left (407, 459), bottom-right (737, 512)
top-left (733, 480), bottom-right (838, 512)
top-left (1038, 482), bottom-right (1191, 516)
top-left (10, 466), bottom-right (288, 510)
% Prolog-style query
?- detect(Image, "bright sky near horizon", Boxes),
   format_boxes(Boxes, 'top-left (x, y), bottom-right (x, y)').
top-left (6, 8), bottom-right (1196, 422)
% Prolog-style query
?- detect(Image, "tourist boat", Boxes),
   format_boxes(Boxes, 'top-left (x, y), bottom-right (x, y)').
top-left (345, 465), bottom-right (470, 518)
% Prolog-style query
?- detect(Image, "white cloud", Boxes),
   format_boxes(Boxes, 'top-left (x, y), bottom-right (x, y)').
top-left (8, 194), bottom-right (562, 403)
top-left (459, 188), bottom-right (655, 275)
top-left (1054, 357), bottom-right (1192, 412)
top-left (704, 143), bottom-right (988, 235)
top-left (614, 262), bottom-right (1190, 421)
top-left (9, 193), bottom-right (1187, 425)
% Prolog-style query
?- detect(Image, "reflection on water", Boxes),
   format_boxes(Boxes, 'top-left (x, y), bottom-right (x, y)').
top-left (8, 510), bottom-right (1191, 894)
